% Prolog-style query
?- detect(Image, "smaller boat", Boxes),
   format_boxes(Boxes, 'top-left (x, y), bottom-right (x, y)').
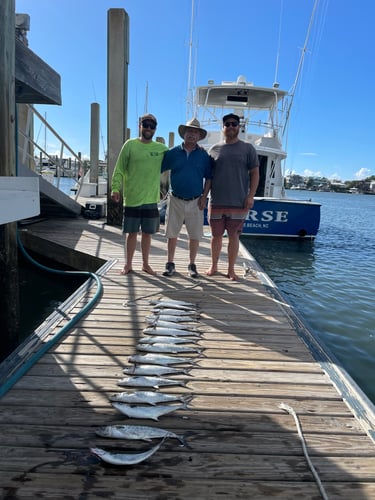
top-left (195, 76), bottom-right (321, 239)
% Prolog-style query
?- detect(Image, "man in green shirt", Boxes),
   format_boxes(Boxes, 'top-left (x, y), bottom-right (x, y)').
top-left (111, 114), bottom-right (168, 275)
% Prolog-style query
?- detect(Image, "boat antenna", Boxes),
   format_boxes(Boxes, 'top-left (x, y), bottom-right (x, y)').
top-left (282, 0), bottom-right (320, 137)
top-left (144, 81), bottom-right (149, 113)
top-left (186, 0), bottom-right (195, 120)
top-left (274, 0), bottom-right (284, 86)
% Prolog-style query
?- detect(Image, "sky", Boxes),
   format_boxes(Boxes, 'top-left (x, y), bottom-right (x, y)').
top-left (14, 0), bottom-right (375, 182)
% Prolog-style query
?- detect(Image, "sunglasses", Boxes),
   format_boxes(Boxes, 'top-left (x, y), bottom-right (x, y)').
top-left (142, 121), bottom-right (156, 129)
top-left (224, 121), bottom-right (239, 128)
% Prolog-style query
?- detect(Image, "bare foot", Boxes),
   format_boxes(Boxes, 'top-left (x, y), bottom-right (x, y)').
top-left (142, 265), bottom-right (157, 276)
top-left (120, 265), bottom-right (133, 275)
top-left (226, 272), bottom-right (240, 281)
top-left (205, 266), bottom-right (218, 276)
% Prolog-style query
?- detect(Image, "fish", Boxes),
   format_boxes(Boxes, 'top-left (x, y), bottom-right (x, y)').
top-left (138, 335), bottom-right (198, 344)
top-left (152, 308), bottom-right (200, 317)
top-left (90, 440), bottom-right (164, 465)
top-left (136, 343), bottom-right (201, 354)
top-left (145, 314), bottom-right (198, 323)
top-left (109, 390), bottom-right (192, 406)
top-left (117, 376), bottom-right (186, 388)
top-left (143, 327), bottom-right (201, 337)
top-left (95, 424), bottom-right (185, 444)
top-left (128, 353), bottom-right (195, 366)
top-left (111, 401), bottom-right (188, 420)
top-left (146, 320), bottom-right (201, 331)
top-left (150, 299), bottom-right (197, 310)
top-left (123, 364), bottom-right (189, 376)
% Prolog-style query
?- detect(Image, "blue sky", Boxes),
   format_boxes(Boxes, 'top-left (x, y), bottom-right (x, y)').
top-left (15, 0), bottom-right (374, 181)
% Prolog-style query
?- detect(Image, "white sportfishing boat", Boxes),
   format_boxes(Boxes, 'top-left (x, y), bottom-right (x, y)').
top-left (195, 75), bottom-right (321, 238)
top-left (188, 1), bottom-right (321, 239)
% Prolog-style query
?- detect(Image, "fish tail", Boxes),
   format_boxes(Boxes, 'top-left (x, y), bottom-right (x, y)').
top-left (182, 394), bottom-right (194, 404)
top-left (176, 434), bottom-right (186, 446)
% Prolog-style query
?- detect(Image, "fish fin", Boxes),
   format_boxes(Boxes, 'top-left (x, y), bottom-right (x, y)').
top-left (176, 435), bottom-right (186, 446)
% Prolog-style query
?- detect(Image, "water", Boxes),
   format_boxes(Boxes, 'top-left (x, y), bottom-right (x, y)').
top-left (14, 177), bottom-right (84, 355)
top-left (241, 191), bottom-right (375, 404)
top-left (53, 176), bottom-right (77, 193)
top-left (19, 253), bottom-right (85, 343)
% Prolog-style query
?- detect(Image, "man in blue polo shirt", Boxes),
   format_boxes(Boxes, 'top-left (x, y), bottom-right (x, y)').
top-left (161, 118), bottom-right (213, 278)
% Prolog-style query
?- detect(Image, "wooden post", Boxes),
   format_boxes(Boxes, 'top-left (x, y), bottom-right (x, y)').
top-left (89, 102), bottom-right (100, 193)
top-left (107, 8), bottom-right (129, 226)
top-left (0, 0), bottom-right (20, 359)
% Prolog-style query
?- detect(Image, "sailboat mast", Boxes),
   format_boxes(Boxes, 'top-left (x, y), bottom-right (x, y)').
top-left (144, 81), bottom-right (149, 114)
top-left (186, 0), bottom-right (195, 120)
top-left (283, 0), bottom-right (320, 136)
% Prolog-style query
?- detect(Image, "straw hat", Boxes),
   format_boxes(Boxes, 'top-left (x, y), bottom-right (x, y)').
top-left (178, 118), bottom-right (207, 140)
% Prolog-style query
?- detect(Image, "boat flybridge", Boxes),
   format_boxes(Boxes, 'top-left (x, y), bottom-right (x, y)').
top-left (194, 76), bottom-right (320, 238)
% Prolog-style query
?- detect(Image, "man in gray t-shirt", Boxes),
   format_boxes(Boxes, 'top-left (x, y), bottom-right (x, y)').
top-left (206, 113), bottom-right (259, 281)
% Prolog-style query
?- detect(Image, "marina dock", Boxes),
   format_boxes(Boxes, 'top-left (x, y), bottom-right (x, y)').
top-left (1, 216), bottom-right (374, 499)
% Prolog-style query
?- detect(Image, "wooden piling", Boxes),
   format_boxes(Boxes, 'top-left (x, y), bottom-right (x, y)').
top-left (0, 0), bottom-right (20, 358)
top-left (107, 8), bottom-right (129, 227)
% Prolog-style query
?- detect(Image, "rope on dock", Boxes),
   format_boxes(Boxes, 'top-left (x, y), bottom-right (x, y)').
top-left (279, 402), bottom-right (329, 500)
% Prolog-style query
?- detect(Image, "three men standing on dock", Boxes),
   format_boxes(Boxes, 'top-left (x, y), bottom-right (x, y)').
top-left (111, 113), bottom-right (259, 281)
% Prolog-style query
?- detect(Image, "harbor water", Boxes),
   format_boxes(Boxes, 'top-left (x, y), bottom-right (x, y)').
top-left (241, 190), bottom-right (375, 404)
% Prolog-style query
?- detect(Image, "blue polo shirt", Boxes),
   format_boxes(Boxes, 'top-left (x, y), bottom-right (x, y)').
top-left (161, 144), bottom-right (213, 198)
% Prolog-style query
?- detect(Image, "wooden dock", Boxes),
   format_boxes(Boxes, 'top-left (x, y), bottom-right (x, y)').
top-left (1, 216), bottom-right (374, 499)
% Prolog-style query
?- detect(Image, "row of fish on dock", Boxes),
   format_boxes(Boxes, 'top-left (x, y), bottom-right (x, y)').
top-left (90, 298), bottom-right (203, 465)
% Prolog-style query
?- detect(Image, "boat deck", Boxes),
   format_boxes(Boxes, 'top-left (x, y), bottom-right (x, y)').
top-left (1, 216), bottom-right (374, 499)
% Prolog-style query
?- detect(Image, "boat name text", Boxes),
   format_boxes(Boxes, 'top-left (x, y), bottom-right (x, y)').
top-left (247, 210), bottom-right (288, 223)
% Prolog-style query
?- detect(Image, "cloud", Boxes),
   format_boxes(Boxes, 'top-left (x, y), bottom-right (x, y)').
top-left (355, 168), bottom-right (371, 180)
top-left (328, 173), bottom-right (342, 181)
top-left (303, 169), bottom-right (322, 177)
top-left (300, 152), bottom-right (318, 156)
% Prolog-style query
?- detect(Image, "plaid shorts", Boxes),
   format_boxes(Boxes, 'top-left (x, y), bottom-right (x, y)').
top-left (123, 203), bottom-right (160, 234)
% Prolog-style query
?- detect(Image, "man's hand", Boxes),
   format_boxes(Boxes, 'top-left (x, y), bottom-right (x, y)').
top-left (244, 194), bottom-right (255, 210)
top-left (111, 191), bottom-right (120, 203)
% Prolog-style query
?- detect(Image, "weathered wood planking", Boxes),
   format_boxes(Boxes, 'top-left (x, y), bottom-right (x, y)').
top-left (1, 217), bottom-right (374, 499)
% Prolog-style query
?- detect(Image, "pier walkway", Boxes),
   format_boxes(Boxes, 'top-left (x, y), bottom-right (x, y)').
top-left (1, 216), bottom-right (374, 499)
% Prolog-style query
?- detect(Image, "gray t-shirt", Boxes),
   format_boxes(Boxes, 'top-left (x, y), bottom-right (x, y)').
top-left (209, 140), bottom-right (259, 207)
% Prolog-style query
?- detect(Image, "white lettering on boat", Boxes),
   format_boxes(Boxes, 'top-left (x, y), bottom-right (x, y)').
top-left (248, 210), bottom-right (289, 223)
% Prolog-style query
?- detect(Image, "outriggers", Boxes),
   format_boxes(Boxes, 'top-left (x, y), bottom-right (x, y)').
top-left (195, 75), bottom-right (321, 238)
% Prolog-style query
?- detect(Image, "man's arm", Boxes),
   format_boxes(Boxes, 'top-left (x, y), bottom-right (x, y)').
top-left (244, 167), bottom-right (260, 209)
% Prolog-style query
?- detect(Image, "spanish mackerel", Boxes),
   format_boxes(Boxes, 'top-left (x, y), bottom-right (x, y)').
top-left (152, 308), bottom-right (200, 317)
top-left (137, 343), bottom-right (201, 354)
top-left (118, 376), bottom-right (186, 388)
top-left (112, 401), bottom-right (188, 420)
top-left (90, 440), bottom-right (164, 465)
top-left (95, 424), bottom-right (185, 444)
top-left (128, 353), bottom-right (195, 366)
top-left (145, 314), bottom-right (198, 324)
top-left (123, 364), bottom-right (189, 376)
top-left (150, 299), bottom-right (197, 310)
top-left (146, 320), bottom-right (201, 331)
top-left (143, 327), bottom-right (200, 337)
top-left (109, 391), bottom-right (191, 406)
top-left (138, 335), bottom-right (198, 344)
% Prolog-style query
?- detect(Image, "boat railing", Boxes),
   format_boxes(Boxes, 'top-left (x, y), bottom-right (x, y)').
top-left (17, 104), bottom-right (101, 194)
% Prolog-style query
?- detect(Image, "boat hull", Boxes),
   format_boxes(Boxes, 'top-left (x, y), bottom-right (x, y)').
top-left (205, 198), bottom-right (321, 239)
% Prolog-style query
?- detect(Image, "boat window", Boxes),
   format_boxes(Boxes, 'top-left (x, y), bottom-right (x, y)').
top-left (227, 95), bottom-right (248, 103)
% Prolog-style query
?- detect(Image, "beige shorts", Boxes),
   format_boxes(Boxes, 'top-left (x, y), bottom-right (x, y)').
top-left (165, 195), bottom-right (203, 240)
